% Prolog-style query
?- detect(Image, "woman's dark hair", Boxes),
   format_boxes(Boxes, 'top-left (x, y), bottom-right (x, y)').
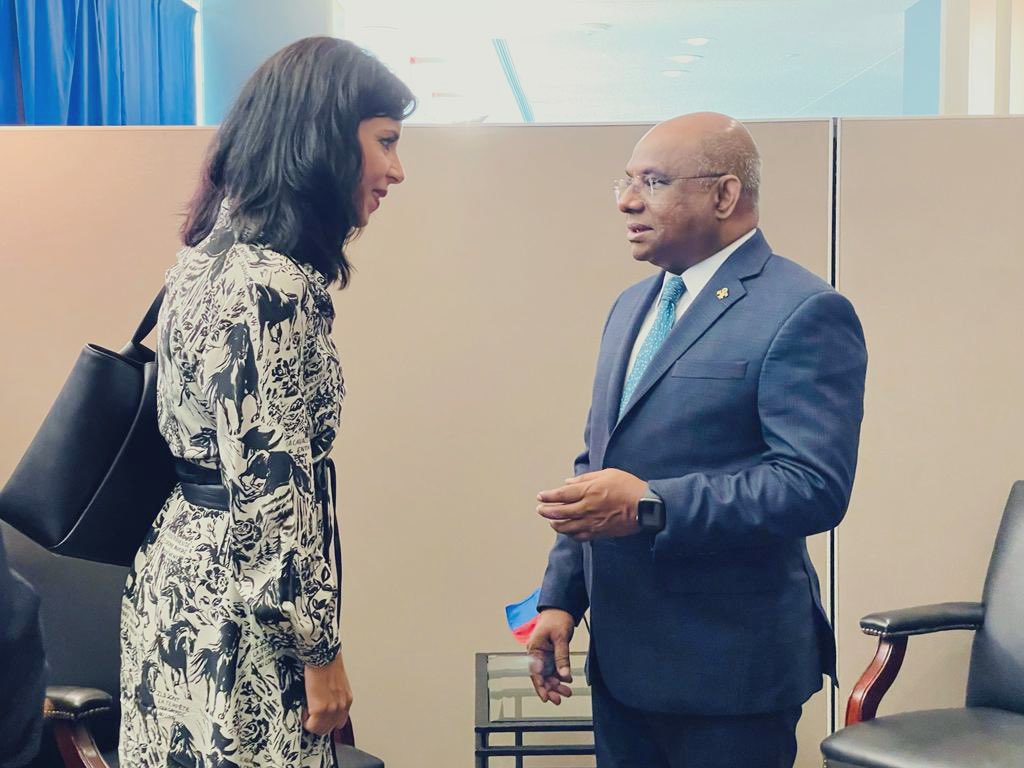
top-left (182, 37), bottom-right (416, 287)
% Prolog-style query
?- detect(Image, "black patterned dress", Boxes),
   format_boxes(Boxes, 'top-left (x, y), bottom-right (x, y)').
top-left (119, 202), bottom-right (343, 767)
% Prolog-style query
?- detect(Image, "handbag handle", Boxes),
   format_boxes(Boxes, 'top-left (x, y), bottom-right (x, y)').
top-left (130, 287), bottom-right (167, 346)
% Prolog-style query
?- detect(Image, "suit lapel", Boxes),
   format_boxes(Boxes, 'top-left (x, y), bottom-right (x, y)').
top-left (614, 231), bottom-right (773, 427)
top-left (603, 274), bottom-right (663, 431)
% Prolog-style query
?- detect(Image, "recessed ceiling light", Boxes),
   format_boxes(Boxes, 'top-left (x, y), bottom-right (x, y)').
top-left (686, 37), bottom-right (711, 46)
top-left (662, 69), bottom-right (688, 78)
top-left (669, 54), bottom-right (702, 65)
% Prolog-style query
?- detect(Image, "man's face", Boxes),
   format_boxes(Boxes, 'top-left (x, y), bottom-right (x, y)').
top-left (617, 130), bottom-right (718, 273)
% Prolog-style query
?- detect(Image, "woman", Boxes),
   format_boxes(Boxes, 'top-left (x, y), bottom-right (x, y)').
top-left (119, 37), bottom-right (414, 767)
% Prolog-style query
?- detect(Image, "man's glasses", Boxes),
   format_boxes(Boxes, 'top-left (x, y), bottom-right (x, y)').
top-left (613, 173), bottom-right (726, 202)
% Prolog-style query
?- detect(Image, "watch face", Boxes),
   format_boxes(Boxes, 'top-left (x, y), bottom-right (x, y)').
top-left (638, 499), bottom-right (665, 531)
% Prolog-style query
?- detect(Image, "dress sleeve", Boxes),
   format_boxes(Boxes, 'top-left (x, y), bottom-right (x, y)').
top-left (203, 271), bottom-right (340, 667)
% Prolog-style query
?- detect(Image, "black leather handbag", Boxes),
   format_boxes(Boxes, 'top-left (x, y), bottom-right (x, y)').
top-left (0, 290), bottom-right (176, 566)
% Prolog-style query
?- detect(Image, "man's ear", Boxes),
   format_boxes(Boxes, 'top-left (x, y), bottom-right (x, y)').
top-left (714, 176), bottom-right (743, 220)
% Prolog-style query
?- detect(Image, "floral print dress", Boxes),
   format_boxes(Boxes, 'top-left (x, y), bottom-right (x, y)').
top-left (119, 202), bottom-right (343, 768)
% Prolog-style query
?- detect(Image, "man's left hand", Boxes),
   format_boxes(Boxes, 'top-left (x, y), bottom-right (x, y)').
top-left (536, 469), bottom-right (647, 541)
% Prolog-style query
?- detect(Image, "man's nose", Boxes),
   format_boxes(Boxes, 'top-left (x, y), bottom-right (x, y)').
top-left (617, 185), bottom-right (643, 214)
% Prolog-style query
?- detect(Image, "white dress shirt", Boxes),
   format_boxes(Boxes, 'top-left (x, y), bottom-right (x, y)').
top-left (625, 229), bottom-right (757, 378)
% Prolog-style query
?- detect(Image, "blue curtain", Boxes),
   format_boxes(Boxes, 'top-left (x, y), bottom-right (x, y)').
top-left (156, 0), bottom-right (195, 124)
top-left (1, 1), bottom-right (23, 123)
top-left (4, 0), bottom-right (196, 125)
top-left (12, 0), bottom-right (78, 124)
top-left (66, 0), bottom-right (122, 124)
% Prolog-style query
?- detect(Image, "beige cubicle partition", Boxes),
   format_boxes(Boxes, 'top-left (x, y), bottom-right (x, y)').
top-left (0, 120), bottom-right (834, 767)
top-left (0, 127), bottom-right (214, 439)
top-left (835, 117), bottom-right (1024, 721)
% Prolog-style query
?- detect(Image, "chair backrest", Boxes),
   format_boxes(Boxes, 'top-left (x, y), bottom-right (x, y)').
top-left (2, 522), bottom-right (126, 698)
top-left (966, 481), bottom-right (1024, 713)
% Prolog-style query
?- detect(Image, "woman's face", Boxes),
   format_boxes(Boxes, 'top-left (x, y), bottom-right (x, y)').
top-left (356, 117), bottom-right (406, 226)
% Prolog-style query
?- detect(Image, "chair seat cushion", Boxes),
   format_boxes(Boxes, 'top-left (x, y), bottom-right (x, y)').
top-left (337, 744), bottom-right (384, 768)
top-left (821, 707), bottom-right (1024, 767)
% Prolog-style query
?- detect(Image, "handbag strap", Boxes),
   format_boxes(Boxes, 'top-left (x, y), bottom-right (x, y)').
top-left (130, 287), bottom-right (166, 346)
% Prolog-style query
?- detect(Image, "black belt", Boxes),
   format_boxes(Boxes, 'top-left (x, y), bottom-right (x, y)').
top-left (173, 456), bottom-right (342, 614)
top-left (174, 459), bottom-right (229, 509)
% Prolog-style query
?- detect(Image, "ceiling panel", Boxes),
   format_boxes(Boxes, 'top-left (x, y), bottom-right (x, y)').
top-left (341, 0), bottom-right (924, 122)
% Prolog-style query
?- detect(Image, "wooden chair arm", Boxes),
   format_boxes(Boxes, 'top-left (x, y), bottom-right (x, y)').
top-left (845, 636), bottom-right (908, 725)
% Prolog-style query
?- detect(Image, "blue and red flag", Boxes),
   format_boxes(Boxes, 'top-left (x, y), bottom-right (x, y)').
top-left (505, 588), bottom-right (541, 645)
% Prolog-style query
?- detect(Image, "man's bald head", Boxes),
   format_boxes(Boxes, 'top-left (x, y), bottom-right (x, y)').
top-left (644, 113), bottom-right (761, 211)
top-left (619, 113), bottom-right (761, 272)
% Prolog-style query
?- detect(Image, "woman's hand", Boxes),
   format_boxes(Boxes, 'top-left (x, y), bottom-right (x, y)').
top-left (303, 651), bottom-right (353, 736)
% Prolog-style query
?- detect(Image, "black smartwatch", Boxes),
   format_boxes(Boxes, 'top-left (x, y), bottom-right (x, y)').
top-left (636, 485), bottom-right (665, 532)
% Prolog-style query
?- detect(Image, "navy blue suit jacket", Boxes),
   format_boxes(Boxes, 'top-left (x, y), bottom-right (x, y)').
top-left (539, 231), bottom-right (867, 716)
top-left (0, 526), bottom-right (45, 767)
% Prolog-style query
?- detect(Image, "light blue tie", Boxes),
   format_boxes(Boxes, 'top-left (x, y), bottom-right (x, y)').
top-left (619, 275), bottom-right (686, 419)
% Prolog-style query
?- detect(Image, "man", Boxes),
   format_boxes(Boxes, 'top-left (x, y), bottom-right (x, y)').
top-left (0, 526), bottom-right (45, 767)
top-left (528, 113), bottom-right (867, 767)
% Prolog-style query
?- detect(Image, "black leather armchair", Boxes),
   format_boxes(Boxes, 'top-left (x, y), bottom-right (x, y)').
top-left (2, 523), bottom-right (383, 768)
top-left (821, 482), bottom-right (1024, 767)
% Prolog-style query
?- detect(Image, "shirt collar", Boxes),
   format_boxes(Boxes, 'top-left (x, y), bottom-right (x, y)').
top-left (665, 228), bottom-right (758, 298)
